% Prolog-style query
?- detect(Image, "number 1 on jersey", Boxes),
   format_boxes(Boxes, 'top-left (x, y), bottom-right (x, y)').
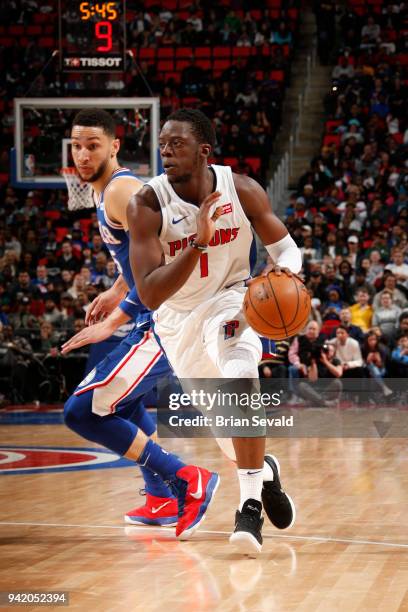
top-left (200, 253), bottom-right (209, 277)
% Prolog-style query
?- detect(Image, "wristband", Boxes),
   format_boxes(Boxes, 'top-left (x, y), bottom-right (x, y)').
top-left (119, 286), bottom-right (143, 320)
top-left (265, 234), bottom-right (302, 274)
top-left (189, 238), bottom-right (208, 251)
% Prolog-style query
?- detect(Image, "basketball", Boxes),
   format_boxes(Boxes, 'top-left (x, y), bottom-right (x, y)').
top-left (243, 272), bottom-right (311, 340)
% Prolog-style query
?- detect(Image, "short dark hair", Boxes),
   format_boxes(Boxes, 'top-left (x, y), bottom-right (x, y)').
top-left (337, 325), bottom-right (349, 333)
top-left (72, 108), bottom-right (116, 138)
top-left (166, 108), bottom-right (216, 148)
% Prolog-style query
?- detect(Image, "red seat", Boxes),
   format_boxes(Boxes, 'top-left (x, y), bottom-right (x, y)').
top-left (320, 319), bottom-right (340, 336)
top-left (213, 59), bottom-right (231, 71)
top-left (175, 47), bottom-right (193, 58)
top-left (196, 59), bottom-right (211, 71)
top-left (139, 48), bottom-right (155, 60)
top-left (44, 211), bottom-right (61, 221)
top-left (195, 46), bottom-right (211, 58)
top-left (213, 46), bottom-right (231, 58)
top-left (325, 120), bottom-right (343, 133)
top-left (157, 60), bottom-right (174, 72)
top-left (55, 227), bottom-right (69, 243)
top-left (323, 134), bottom-right (342, 148)
top-left (175, 60), bottom-right (190, 71)
top-left (245, 157), bottom-right (261, 173)
top-left (9, 25), bottom-right (24, 35)
top-left (232, 46), bottom-right (253, 58)
top-left (270, 70), bottom-right (284, 82)
top-left (223, 157), bottom-right (239, 169)
top-left (38, 37), bottom-right (55, 47)
top-left (157, 47), bottom-right (174, 58)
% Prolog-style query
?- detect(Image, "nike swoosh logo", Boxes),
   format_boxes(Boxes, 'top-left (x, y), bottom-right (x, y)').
top-left (190, 468), bottom-right (203, 499)
top-left (136, 320), bottom-right (148, 328)
top-left (247, 470), bottom-right (263, 475)
top-left (151, 501), bottom-right (171, 514)
top-left (172, 215), bottom-right (188, 224)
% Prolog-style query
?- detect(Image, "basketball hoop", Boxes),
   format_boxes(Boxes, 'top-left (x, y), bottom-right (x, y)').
top-left (61, 167), bottom-right (95, 211)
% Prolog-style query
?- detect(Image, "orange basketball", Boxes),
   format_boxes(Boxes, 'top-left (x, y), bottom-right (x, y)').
top-left (243, 272), bottom-right (311, 340)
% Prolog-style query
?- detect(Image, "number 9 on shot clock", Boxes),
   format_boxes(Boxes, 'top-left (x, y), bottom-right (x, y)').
top-left (58, 0), bottom-right (126, 72)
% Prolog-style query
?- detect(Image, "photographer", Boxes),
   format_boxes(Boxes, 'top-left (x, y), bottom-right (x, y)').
top-left (0, 324), bottom-right (37, 403)
top-left (298, 342), bottom-right (343, 406)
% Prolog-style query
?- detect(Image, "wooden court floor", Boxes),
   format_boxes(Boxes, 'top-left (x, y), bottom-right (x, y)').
top-left (1, 422), bottom-right (408, 612)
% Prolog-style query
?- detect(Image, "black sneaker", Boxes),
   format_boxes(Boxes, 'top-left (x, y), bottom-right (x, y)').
top-left (229, 498), bottom-right (264, 556)
top-left (262, 454), bottom-right (296, 529)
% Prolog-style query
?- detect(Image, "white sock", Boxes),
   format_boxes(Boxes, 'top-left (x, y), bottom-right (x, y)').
top-left (238, 468), bottom-right (264, 511)
top-left (263, 459), bottom-right (274, 482)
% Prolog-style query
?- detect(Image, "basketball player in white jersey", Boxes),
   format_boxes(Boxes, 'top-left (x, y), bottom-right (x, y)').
top-left (127, 109), bottom-right (302, 554)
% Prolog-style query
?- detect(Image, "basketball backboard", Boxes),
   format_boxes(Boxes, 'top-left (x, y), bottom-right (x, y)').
top-left (12, 97), bottom-right (160, 189)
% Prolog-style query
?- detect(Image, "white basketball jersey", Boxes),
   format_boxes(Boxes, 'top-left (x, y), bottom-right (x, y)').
top-left (148, 165), bottom-right (253, 311)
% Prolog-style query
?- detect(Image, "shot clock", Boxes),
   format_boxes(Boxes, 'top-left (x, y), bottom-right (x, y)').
top-left (58, 0), bottom-right (126, 72)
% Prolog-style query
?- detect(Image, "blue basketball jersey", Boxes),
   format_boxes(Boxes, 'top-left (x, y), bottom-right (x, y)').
top-left (95, 168), bottom-right (149, 321)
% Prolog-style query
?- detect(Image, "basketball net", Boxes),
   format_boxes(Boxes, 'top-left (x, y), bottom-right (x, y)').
top-left (61, 167), bottom-right (95, 211)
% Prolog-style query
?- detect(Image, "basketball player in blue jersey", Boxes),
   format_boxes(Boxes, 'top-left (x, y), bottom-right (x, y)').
top-left (128, 109), bottom-right (302, 555)
top-left (61, 108), bottom-right (219, 539)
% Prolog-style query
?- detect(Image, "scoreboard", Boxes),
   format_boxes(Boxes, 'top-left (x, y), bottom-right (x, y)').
top-left (58, 1), bottom-right (126, 72)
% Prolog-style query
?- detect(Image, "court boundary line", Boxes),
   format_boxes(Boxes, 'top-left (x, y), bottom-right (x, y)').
top-left (0, 521), bottom-right (407, 550)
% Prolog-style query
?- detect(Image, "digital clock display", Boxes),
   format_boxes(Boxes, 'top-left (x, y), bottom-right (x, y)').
top-left (59, 0), bottom-right (126, 72)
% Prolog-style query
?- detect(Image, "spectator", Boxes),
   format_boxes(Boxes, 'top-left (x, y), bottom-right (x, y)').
top-left (57, 240), bottom-right (81, 273)
top-left (345, 235), bottom-right (360, 268)
top-left (43, 295), bottom-right (64, 329)
top-left (8, 296), bottom-right (40, 331)
top-left (349, 289), bottom-right (373, 333)
top-left (258, 338), bottom-right (290, 380)
top-left (10, 271), bottom-right (40, 304)
top-left (391, 335), bottom-right (408, 377)
top-left (321, 287), bottom-right (344, 321)
top-left (330, 307), bottom-right (365, 345)
top-left (100, 260), bottom-right (118, 289)
top-left (385, 249), bottom-right (408, 286)
top-left (372, 291), bottom-right (401, 343)
top-left (362, 331), bottom-right (393, 397)
top-left (67, 274), bottom-right (87, 300)
top-left (329, 325), bottom-right (364, 381)
top-left (373, 274), bottom-right (408, 310)
top-left (38, 320), bottom-right (59, 353)
top-left (366, 250), bottom-right (385, 284)
top-left (33, 265), bottom-right (50, 294)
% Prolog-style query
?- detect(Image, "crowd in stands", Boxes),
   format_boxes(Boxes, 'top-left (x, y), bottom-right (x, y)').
top-left (0, 2), bottom-right (407, 406)
top-left (259, 1), bottom-right (408, 403)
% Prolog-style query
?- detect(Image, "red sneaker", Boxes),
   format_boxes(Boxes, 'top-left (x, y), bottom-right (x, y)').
top-left (171, 466), bottom-right (220, 539)
top-left (124, 493), bottom-right (178, 526)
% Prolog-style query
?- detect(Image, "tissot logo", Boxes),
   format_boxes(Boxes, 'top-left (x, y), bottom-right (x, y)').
top-left (64, 57), bottom-right (123, 68)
